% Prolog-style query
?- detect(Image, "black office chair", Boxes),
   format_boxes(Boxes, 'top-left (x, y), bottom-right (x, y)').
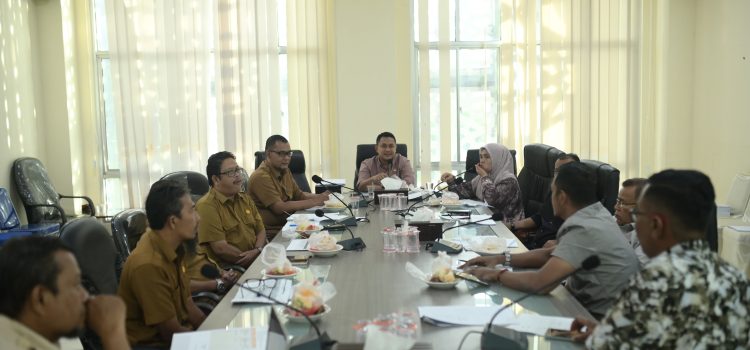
top-left (706, 204), bottom-right (718, 252)
top-left (354, 144), bottom-right (408, 186)
top-left (13, 157), bottom-right (96, 225)
top-left (253, 150), bottom-right (311, 192)
top-left (110, 209), bottom-right (147, 263)
top-left (160, 171), bottom-right (210, 203)
top-left (464, 148), bottom-right (518, 183)
top-left (517, 144), bottom-right (563, 218)
top-left (581, 159), bottom-right (620, 214)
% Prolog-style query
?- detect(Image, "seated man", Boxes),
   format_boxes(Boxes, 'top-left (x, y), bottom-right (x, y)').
top-left (118, 180), bottom-right (206, 348)
top-left (248, 135), bottom-right (330, 235)
top-left (510, 153), bottom-right (579, 249)
top-left (461, 162), bottom-right (639, 319)
top-left (197, 151), bottom-right (267, 268)
top-left (572, 170), bottom-right (750, 348)
top-left (0, 236), bottom-right (129, 350)
top-left (356, 131), bottom-right (415, 191)
top-left (614, 177), bottom-right (649, 266)
top-left (183, 238), bottom-right (239, 294)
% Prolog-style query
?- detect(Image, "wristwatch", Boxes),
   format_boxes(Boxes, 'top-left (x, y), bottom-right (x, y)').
top-left (504, 250), bottom-right (512, 267)
top-left (216, 279), bottom-right (227, 293)
top-left (509, 222), bottom-right (516, 232)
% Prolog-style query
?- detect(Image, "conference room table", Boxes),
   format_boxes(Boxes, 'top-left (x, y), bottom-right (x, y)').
top-left (199, 202), bottom-right (595, 349)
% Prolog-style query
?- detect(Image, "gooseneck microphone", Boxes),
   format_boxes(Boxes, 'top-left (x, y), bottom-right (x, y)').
top-left (314, 209), bottom-right (366, 251)
top-left (201, 265), bottom-right (336, 350)
top-left (425, 213), bottom-right (504, 254)
top-left (312, 175), bottom-right (364, 225)
top-left (396, 177), bottom-right (465, 218)
top-left (478, 255), bottom-right (602, 350)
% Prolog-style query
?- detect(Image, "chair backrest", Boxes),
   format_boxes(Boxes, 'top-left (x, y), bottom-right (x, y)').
top-left (254, 150), bottom-right (311, 192)
top-left (0, 188), bottom-right (20, 230)
top-left (354, 144), bottom-right (408, 186)
top-left (12, 157), bottom-right (65, 224)
top-left (464, 148), bottom-right (518, 183)
top-left (160, 171), bottom-right (210, 203)
top-left (581, 159), bottom-right (620, 214)
top-left (110, 209), bottom-right (147, 262)
top-left (517, 144), bottom-right (564, 217)
top-left (706, 204), bottom-right (718, 252)
top-left (60, 218), bottom-right (120, 294)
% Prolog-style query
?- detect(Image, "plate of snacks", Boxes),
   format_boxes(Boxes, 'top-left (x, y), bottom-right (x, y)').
top-left (261, 266), bottom-right (300, 278)
top-left (307, 231), bottom-right (343, 257)
top-left (285, 281), bottom-right (336, 322)
top-left (296, 223), bottom-right (322, 238)
top-left (285, 304), bottom-right (332, 322)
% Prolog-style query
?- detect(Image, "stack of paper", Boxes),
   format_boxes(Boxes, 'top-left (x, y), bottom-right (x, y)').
top-left (232, 279), bottom-right (293, 304)
top-left (417, 306), bottom-right (574, 336)
top-left (171, 327), bottom-right (268, 350)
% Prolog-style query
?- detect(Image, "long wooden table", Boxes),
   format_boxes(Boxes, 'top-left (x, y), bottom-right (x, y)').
top-left (199, 204), bottom-right (593, 349)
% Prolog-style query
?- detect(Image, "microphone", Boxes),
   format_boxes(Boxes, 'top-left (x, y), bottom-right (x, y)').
top-left (433, 170), bottom-right (468, 190)
top-left (314, 209), bottom-right (366, 251)
top-left (312, 175), bottom-right (364, 225)
top-left (425, 213), bottom-right (504, 254)
top-left (479, 255), bottom-right (602, 350)
top-left (395, 177), bottom-right (464, 218)
top-left (201, 265), bottom-right (336, 350)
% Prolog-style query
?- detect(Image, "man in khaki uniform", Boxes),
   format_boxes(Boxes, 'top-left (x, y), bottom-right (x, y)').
top-left (197, 151), bottom-right (267, 268)
top-left (248, 135), bottom-right (330, 235)
top-left (118, 180), bottom-right (206, 348)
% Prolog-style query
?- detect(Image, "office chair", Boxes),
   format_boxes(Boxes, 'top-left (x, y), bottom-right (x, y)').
top-left (110, 208), bottom-right (147, 263)
top-left (0, 188), bottom-right (60, 240)
top-left (464, 148), bottom-right (518, 183)
top-left (354, 144), bottom-right (408, 186)
top-left (253, 150), bottom-right (312, 192)
top-left (12, 157), bottom-right (96, 225)
top-left (581, 159), bottom-right (620, 214)
top-left (160, 171), bottom-right (210, 203)
top-left (517, 144), bottom-right (563, 218)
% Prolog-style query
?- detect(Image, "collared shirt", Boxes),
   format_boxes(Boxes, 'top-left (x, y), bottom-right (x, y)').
top-left (588, 239), bottom-right (750, 348)
top-left (450, 176), bottom-right (524, 224)
top-left (0, 315), bottom-right (59, 350)
top-left (196, 188), bottom-right (264, 267)
top-left (118, 229), bottom-right (193, 347)
top-left (247, 162), bottom-right (304, 233)
top-left (551, 202), bottom-right (640, 318)
top-left (356, 154), bottom-right (415, 187)
top-left (620, 223), bottom-right (650, 267)
top-left (184, 250), bottom-right (220, 282)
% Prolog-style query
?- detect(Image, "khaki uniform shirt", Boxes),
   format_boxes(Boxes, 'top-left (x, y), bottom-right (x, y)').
top-left (196, 188), bottom-right (265, 267)
top-left (0, 315), bottom-right (59, 350)
top-left (247, 162), bottom-right (304, 233)
top-left (118, 230), bottom-right (193, 347)
top-left (184, 251), bottom-right (220, 282)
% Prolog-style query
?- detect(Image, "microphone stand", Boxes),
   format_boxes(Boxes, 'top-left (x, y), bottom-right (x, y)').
top-left (394, 177), bottom-right (465, 218)
top-left (425, 213), bottom-right (503, 254)
top-left (315, 209), bottom-right (366, 251)
top-left (312, 175), bottom-right (367, 225)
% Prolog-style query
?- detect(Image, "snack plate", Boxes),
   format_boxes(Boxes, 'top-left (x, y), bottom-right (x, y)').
top-left (308, 244), bottom-right (344, 257)
top-left (285, 304), bottom-right (331, 322)
top-left (471, 247), bottom-right (505, 256)
top-left (425, 279), bottom-right (459, 289)
top-left (261, 266), bottom-right (300, 279)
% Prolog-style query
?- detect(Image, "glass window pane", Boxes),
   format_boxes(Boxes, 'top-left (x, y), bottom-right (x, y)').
top-left (457, 48), bottom-right (498, 160)
top-left (458, 0), bottom-right (500, 42)
top-left (103, 177), bottom-right (123, 216)
top-left (278, 0), bottom-right (287, 47)
top-left (93, 0), bottom-right (108, 51)
top-left (279, 53), bottom-right (289, 137)
top-left (100, 58), bottom-right (119, 170)
top-left (426, 50), bottom-right (457, 163)
top-left (414, 0), bottom-right (454, 42)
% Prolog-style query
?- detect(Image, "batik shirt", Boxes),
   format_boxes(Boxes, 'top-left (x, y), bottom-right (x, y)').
top-left (588, 239), bottom-right (750, 349)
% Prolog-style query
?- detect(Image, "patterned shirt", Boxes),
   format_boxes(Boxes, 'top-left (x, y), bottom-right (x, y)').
top-left (449, 177), bottom-right (524, 224)
top-left (588, 239), bottom-right (750, 349)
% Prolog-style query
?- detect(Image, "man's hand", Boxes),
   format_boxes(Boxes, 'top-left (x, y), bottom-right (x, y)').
top-left (543, 240), bottom-right (558, 249)
top-left (221, 269), bottom-right (240, 285)
top-left (369, 173), bottom-right (388, 184)
top-left (236, 249), bottom-right (260, 267)
top-left (458, 255), bottom-right (504, 269)
top-left (569, 317), bottom-right (598, 343)
top-left (475, 164), bottom-right (488, 177)
top-left (465, 267), bottom-right (505, 282)
top-left (440, 173), bottom-right (455, 184)
top-left (86, 295), bottom-right (129, 350)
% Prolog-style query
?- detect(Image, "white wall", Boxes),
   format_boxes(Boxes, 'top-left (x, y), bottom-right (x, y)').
top-left (691, 0), bottom-right (750, 198)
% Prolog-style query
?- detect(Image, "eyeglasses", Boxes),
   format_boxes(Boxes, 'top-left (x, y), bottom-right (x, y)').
top-left (219, 167), bottom-right (244, 177)
top-left (615, 198), bottom-right (637, 208)
top-left (269, 150), bottom-right (294, 157)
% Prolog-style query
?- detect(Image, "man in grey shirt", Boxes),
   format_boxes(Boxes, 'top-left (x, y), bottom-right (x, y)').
top-left (462, 162), bottom-right (639, 318)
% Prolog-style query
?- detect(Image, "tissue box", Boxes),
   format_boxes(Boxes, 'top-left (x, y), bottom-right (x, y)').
top-left (396, 221), bottom-right (443, 241)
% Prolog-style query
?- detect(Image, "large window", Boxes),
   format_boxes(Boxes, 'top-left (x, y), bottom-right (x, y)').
top-left (413, 0), bottom-right (501, 170)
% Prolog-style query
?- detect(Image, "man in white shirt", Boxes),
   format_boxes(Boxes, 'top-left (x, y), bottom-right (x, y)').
top-left (0, 236), bottom-right (128, 350)
top-left (615, 178), bottom-right (649, 266)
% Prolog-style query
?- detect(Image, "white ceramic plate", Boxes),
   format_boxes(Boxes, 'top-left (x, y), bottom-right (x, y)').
top-left (425, 279), bottom-right (459, 289)
top-left (285, 304), bottom-right (331, 322)
top-left (261, 266), bottom-right (300, 279)
top-left (471, 247), bottom-right (505, 256)
top-left (308, 244), bottom-right (344, 257)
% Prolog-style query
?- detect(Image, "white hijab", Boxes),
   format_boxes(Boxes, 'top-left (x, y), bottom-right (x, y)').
top-left (472, 143), bottom-right (516, 200)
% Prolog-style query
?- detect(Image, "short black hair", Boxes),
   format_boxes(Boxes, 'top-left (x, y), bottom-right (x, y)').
top-left (554, 162), bottom-right (597, 208)
top-left (206, 151), bottom-right (236, 187)
top-left (643, 170), bottom-right (715, 238)
top-left (265, 135), bottom-right (289, 151)
top-left (622, 178), bottom-right (648, 198)
top-left (557, 153), bottom-right (580, 162)
top-left (145, 180), bottom-right (190, 230)
top-left (376, 132), bottom-right (396, 144)
top-left (0, 236), bottom-right (71, 318)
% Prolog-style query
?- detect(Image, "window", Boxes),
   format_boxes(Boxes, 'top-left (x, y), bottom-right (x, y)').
top-left (413, 0), bottom-right (501, 170)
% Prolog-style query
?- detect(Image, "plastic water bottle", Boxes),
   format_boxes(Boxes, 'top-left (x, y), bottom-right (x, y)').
top-left (405, 227), bottom-right (420, 253)
top-left (382, 227), bottom-right (397, 253)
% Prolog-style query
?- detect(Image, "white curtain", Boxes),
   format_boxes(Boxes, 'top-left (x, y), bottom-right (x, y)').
top-left (416, 0), bottom-right (647, 181)
top-left (105, 0), bottom-right (335, 208)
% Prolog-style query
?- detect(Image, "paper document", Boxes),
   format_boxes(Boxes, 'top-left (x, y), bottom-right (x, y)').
top-left (505, 314), bottom-right (574, 336)
top-left (469, 214), bottom-right (496, 225)
top-left (286, 239), bottom-right (309, 251)
top-left (417, 306), bottom-right (516, 327)
top-left (232, 279), bottom-right (293, 304)
top-left (170, 327), bottom-right (268, 350)
top-left (462, 199), bottom-right (489, 207)
top-left (286, 213), bottom-right (350, 222)
top-left (728, 226), bottom-right (750, 232)
top-left (506, 239), bottom-right (519, 248)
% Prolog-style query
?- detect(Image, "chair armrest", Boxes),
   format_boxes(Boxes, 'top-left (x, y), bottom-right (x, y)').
top-left (193, 291), bottom-right (221, 303)
top-left (58, 194), bottom-right (96, 217)
top-left (224, 265), bottom-right (246, 274)
top-left (194, 301), bottom-right (215, 315)
top-left (26, 203), bottom-right (67, 224)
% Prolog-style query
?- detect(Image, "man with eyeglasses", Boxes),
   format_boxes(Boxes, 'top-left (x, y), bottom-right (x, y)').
top-left (196, 151), bottom-right (267, 268)
top-left (614, 178), bottom-right (649, 266)
top-left (248, 135), bottom-right (330, 236)
top-left (357, 131), bottom-right (415, 191)
top-left (570, 170), bottom-right (750, 348)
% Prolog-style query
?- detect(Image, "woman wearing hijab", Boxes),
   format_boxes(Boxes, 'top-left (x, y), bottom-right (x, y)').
top-left (440, 143), bottom-right (524, 223)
